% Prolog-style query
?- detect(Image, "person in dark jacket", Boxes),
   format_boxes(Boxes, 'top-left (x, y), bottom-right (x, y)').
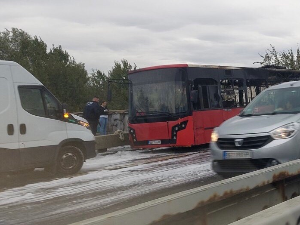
top-left (99, 101), bottom-right (109, 135)
top-left (83, 96), bottom-right (101, 135)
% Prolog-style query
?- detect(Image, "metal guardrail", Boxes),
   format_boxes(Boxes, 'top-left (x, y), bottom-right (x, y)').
top-left (70, 159), bottom-right (300, 225)
top-left (230, 195), bottom-right (300, 225)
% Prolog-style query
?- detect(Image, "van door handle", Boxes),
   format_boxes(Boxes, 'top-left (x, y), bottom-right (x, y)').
top-left (7, 124), bottom-right (14, 135)
top-left (20, 124), bottom-right (26, 135)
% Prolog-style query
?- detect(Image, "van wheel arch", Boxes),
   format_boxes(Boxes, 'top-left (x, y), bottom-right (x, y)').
top-left (55, 145), bottom-right (84, 175)
top-left (61, 141), bottom-right (87, 160)
top-left (46, 141), bottom-right (86, 175)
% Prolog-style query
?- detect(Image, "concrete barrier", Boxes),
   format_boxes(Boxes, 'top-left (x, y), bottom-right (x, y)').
top-left (95, 132), bottom-right (130, 150)
top-left (72, 111), bottom-right (128, 135)
top-left (107, 110), bottom-right (128, 134)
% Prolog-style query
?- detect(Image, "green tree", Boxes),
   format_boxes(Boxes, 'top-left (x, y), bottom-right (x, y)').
top-left (0, 28), bottom-right (137, 111)
top-left (258, 45), bottom-right (300, 70)
top-left (0, 28), bottom-right (49, 84)
top-left (46, 45), bottom-right (89, 111)
top-left (86, 69), bottom-right (108, 103)
top-left (0, 28), bottom-right (89, 111)
top-left (107, 59), bottom-right (136, 110)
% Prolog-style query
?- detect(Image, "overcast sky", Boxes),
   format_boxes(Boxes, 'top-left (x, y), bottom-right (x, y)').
top-left (1, 0), bottom-right (300, 74)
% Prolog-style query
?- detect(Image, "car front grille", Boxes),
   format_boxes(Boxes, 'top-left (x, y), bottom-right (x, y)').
top-left (216, 159), bottom-right (269, 171)
top-left (217, 135), bottom-right (272, 150)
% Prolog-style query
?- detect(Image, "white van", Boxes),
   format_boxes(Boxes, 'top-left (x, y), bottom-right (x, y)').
top-left (0, 60), bottom-right (96, 175)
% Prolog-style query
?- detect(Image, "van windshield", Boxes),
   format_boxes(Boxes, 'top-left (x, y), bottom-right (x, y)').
top-left (240, 87), bottom-right (300, 116)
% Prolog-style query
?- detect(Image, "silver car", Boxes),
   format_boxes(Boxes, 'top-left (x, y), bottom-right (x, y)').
top-left (210, 81), bottom-right (300, 176)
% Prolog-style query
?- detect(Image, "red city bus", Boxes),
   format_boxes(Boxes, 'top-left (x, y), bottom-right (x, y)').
top-left (127, 64), bottom-right (300, 149)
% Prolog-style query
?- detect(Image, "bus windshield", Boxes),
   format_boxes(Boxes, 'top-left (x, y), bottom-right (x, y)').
top-left (240, 87), bottom-right (300, 116)
top-left (129, 68), bottom-right (188, 121)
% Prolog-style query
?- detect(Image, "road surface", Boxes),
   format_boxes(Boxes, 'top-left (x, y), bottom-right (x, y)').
top-left (0, 146), bottom-right (220, 225)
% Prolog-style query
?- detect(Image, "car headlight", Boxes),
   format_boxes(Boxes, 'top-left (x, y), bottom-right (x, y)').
top-left (270, 123), bottom-right (299, 139)
top-left (211, 129), bottom-right (219, 142)
top-left (78, 120), bottom-right (90, 129)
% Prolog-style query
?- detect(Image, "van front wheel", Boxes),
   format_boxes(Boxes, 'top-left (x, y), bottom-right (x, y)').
top-left (56, 146), bottom-right (84, 175)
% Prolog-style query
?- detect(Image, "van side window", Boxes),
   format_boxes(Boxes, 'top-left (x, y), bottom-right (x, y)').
top-left (43, 91), bottom-right (60, 119)
top-left (19, 88), bottom-right (46, 117)
top-left (19, 87), bottom-right (61, 119)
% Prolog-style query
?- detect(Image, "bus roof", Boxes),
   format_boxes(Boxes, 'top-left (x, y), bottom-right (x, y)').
top-left (128, 64), bottom-right (253, 74)
top-left (128, 64), bottom-right (189, 74)
top-left (128, 63), bottom-right (300, 74)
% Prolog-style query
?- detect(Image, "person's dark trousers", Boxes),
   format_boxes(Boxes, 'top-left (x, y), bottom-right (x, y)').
top-left (88, 120), bottom-right (98, 135)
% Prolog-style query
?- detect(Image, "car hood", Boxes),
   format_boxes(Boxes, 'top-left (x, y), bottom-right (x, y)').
top-left (218, 113), bottom-right (300, 135)
top-left (71, 113), bottom-right (88, 123)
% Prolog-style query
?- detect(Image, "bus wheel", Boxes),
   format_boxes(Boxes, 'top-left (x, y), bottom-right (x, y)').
top-left (56, 146), bottom-right (84, 175)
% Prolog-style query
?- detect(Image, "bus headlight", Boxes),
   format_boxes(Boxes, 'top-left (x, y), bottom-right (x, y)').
top-left (211, 130), bottom-right (219, 142)
top-left (270, 123), bottom-right (299, 139)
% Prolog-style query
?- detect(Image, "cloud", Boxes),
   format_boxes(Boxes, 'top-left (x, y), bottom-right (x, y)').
top-left (1, 0), bottom-right (300, 74)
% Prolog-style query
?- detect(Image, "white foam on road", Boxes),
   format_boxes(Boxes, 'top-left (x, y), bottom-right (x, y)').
top-left (0, 149), bottom-right (214, 224)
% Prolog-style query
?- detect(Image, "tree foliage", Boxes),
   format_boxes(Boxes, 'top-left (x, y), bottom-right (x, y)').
top-left (0, 28), bottom-right (89, 111)
top-left (0, 28), bottom-right (135, 111)
top-left (86, 69), bottom-right (108, 105)
top-left (107, 60), bottom-right (136, 109)
top-left (258, 45), bottom-right (300, 70)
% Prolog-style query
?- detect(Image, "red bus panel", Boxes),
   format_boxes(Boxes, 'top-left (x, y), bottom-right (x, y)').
top-left (130, 122), bottom-right (169, 141)
top-left (193, 110), bottom-right (224, 145)
top-left (128, 116), bottom-right (194, 148)
top-left (167, 116), bottom-right (194, 147)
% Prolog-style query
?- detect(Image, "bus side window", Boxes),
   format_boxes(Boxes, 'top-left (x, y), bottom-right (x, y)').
top-left (198, 85), bottom-right (204, 109)
top-left (220, 80), bottom-right (235, 108)
top-left (208, 86), bottom-right (221, 109)
top-left (201, 86), bottom-right (210, 109)
top-left (246, 79), bottom-right (267, 103)
top-left (221, 79), bottom-right (246, 108)
top-left (193, 78), bottom-right (219, 110)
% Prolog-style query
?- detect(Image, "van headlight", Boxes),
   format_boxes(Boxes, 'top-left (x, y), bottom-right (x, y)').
top-left (211, 130), bottom-right (219, 142)
top-left (78, 120), bottom-right (90, 129)
top-left (270, 123), bottom-right (299, 139)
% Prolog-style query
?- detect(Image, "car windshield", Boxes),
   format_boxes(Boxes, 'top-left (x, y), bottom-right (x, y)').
top-left (240, 86), bottom-right (300, 116)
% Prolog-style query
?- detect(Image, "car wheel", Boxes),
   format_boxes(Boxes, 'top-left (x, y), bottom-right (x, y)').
top-left (56, 146), bottom-right (84, 175)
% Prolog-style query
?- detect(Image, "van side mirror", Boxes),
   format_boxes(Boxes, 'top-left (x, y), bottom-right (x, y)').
top-left (190, 90), bottom-right (199, 103)
top-left (62, 103), bottom-right (68, 113)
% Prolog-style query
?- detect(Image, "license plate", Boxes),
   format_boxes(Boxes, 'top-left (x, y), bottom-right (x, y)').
top-left (148, 140), bottom-right (161, 145)
top-left (223, 151), bottom-right (251, 159)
